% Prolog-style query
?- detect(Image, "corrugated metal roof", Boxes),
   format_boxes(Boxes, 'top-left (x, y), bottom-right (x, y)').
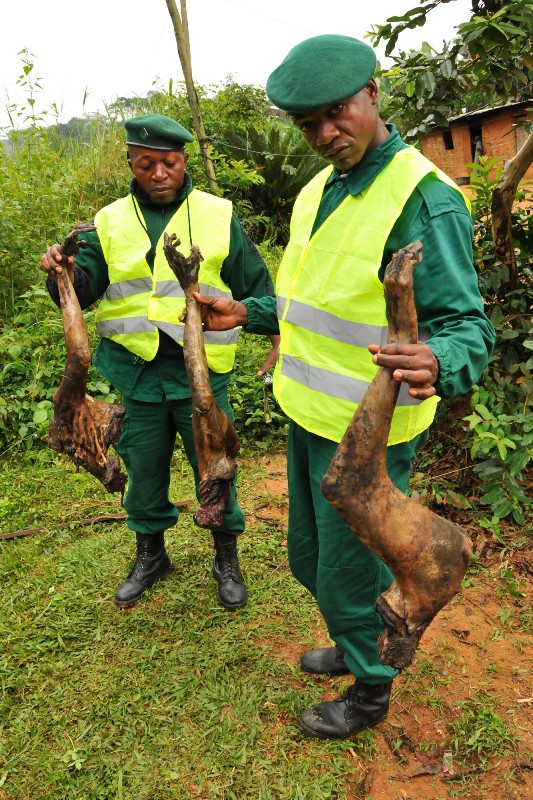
top-left (448, 99), bottom-right (532, 123)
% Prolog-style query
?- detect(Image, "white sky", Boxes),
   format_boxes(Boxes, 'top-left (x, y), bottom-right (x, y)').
top-left (1, 0), bottom-right (472, 129)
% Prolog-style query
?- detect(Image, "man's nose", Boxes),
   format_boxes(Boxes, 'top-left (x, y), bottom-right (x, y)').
top-left (153, 163), bottom-right (166, 179)
top-left (316, 120), bottom-right (338, 146)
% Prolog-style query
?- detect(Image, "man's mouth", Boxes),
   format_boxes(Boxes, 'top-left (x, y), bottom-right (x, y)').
top-left (323, 144), bottom-right (349, 160)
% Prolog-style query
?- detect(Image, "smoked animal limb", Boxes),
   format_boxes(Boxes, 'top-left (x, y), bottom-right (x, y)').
top-left (47, 223), bottom-right (127, 494)
top-left (163, 232), bottom-right (240, 528)
top-left (321, 241), bottom-right (472, 671)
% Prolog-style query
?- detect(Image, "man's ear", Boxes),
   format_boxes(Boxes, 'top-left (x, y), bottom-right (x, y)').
top-left (366, 79), bottom-right (379, 105)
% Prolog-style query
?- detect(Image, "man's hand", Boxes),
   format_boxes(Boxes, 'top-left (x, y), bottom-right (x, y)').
top-left (193, 293), bottom-right (248, 330)
top-left (369, 342), bottom-right (439, 400)
top-left (258, 334), bottom-right (280, 376)
top-left (41, 244), bottom-right (74, 277)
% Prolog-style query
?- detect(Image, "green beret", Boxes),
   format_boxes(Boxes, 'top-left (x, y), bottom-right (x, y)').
top-left (266, 34), bottom-right (376, 114)
top-left (125, 113), bottom-right (194, 150)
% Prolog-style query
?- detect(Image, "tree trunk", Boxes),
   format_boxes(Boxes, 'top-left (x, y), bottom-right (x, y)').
top-left (164, 0), bottom-right (220, 194)
top-left (491, 129), bottom-right (533, 291)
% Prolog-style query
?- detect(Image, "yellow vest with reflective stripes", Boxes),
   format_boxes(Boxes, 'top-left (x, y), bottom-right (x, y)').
top-left (274, 146), bottom-right (470, 444)
top-left (94, 189), bottom-right (239, 372)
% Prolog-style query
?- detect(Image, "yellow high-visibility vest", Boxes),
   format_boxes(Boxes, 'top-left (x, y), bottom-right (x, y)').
top-left (95, 189), bottom-right (239, 372)
top-left (274, 146), bottom-right (470, 443)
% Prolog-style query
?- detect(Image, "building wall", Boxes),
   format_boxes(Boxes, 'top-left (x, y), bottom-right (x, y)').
top-left (421, 107), bottom-right (533, 196)
top-left (421, 127), bottom-right (472, 183)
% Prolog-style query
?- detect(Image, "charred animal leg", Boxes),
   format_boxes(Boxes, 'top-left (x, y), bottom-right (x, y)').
top-left (321, 242), bottom-right (472, 670)
top-left (163, 233), bottom-right (240, 528)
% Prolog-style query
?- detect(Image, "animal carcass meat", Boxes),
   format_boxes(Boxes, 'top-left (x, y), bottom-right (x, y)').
top-left (321, 241), bottom-right (472, 670)
top-left (47, 224), bottom-right (127, 494)
top-left (162, 232), bottom-right (240, 528)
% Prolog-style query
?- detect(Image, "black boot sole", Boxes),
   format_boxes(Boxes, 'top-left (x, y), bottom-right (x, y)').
top-left (298, 712), bottom-right (387, 740)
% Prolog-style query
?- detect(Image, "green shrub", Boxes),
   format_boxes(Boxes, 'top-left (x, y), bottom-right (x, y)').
top-left (460, 159), bottom-right (533, 527)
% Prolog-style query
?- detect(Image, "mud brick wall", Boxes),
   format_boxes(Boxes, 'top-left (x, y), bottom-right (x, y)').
top-left (422, 126), bottom-right (472, 183)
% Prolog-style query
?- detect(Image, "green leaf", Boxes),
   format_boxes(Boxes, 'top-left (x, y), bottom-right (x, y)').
top-left (440, 58), bottom-right (454, 78)
top-left (474, 404), bottom-right (492, 420)
top-left (496, 440), bottom-right (508, 460)
top-left (507, 449), bottom-right (531, 477)
top-left (512, 506), bottom-right (525, 525)
top-left (480, 487), bottom-right (506, 504)
top-left (499, 329), bottom-right (520, 340)
top-left (32, 408), bottom-right (49, 424)
top-left (491, 497), bottom-right (515, 519)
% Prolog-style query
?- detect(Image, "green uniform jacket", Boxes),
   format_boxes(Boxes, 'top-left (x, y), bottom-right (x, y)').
top-left (48, 173), bottom-right (275, 401)
top-left (243, 124), bottom-right (495, 400)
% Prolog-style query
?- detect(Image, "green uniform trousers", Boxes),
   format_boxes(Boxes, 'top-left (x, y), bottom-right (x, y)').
top-left (115, 389), bottom-right (245, 537)
top-left (287, 420), bottom-right (429, 684)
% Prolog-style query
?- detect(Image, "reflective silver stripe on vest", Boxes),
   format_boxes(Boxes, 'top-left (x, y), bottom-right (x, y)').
top-left (281, 354), bottom-right (420, 406)
top-left (278, 296), bottom-right (388, 348)
top-left (278, 296), bottom-right (430, 346)
top-left (153, 281), bottom-right (234, 299)
top-left (103, 277), bottom-right (153, 300)
top-left (97, 317), bottom-right (156, 335)
top-left (154, 320), bottom-right (240, 345)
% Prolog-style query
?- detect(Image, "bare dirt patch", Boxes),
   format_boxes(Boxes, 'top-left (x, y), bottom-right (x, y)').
top-left (241, 451), bottom-right (533, 800)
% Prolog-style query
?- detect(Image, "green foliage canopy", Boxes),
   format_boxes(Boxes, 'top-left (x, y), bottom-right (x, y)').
top-left (372, 0), bottom-right (533, 138)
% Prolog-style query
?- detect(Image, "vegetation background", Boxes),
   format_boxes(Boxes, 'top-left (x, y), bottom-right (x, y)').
top-left (0, 1), bottom-right (531, 797)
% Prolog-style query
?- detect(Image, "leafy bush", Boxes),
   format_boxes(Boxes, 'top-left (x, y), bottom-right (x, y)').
top-left (465, 384), bottom-right (531, 527)
top-left (414, 160), bottom-right (531, 535)
top-left (230, 332), bottom-right (288, 452)
top-left (0, 287), bottom-right (117, 454)
top-left (463, 159), bottom-right (532, 527)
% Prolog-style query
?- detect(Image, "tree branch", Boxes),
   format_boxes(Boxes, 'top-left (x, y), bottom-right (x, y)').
top-left (164, 0), bottom-right (220, 194)
top-left (491, 130), bottom-right (533, 289)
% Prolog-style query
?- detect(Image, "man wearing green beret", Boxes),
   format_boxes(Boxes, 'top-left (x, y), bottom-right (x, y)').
top-left (41, 113), bottom-right (279, 611)
top-left (195, 35), bottom-right (495, 738)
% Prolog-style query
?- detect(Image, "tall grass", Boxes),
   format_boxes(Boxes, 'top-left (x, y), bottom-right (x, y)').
top-left (0, 117), bottom-right (129, 321)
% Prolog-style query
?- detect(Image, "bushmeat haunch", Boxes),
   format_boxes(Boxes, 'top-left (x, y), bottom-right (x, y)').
top-left (163, 232), bottom-right (240, 528)
top-left (47, 224), bottom-right (127, 494)
top-left (321, 242), bottom-right (472, 671)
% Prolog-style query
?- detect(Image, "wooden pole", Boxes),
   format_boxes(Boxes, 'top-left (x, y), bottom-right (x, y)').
top-left (164, 0), bottom-right (220, 194)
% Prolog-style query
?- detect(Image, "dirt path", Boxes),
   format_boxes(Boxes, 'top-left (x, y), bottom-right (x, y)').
top-left (242, 451), bottom-right (533, 800)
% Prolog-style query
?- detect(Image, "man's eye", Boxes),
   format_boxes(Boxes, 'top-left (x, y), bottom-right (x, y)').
top-left (330, 104), bottom-right (343, 115)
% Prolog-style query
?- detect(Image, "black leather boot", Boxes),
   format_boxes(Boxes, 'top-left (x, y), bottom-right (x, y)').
top-left (300, 645), bottom-right (350, 675)
top-left (115, 532), bottom-right (172, 608)
top-left (212, 532), bottom-right (248, 609)
top-left (299, 681), bottom-right (392, 740)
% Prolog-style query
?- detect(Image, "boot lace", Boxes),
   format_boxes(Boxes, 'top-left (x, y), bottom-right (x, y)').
top-left (130, 541), bottom-right (160, 579)
top-left (216, 543), bottom-right (241, 582)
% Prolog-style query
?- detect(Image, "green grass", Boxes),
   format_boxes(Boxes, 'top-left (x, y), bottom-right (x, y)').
top-left (448, 691), bottom-right (518, 766)
top-left (1, 443), bottom-right (530, 798)
top-left (0, 450), bottom-right (372, 800)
